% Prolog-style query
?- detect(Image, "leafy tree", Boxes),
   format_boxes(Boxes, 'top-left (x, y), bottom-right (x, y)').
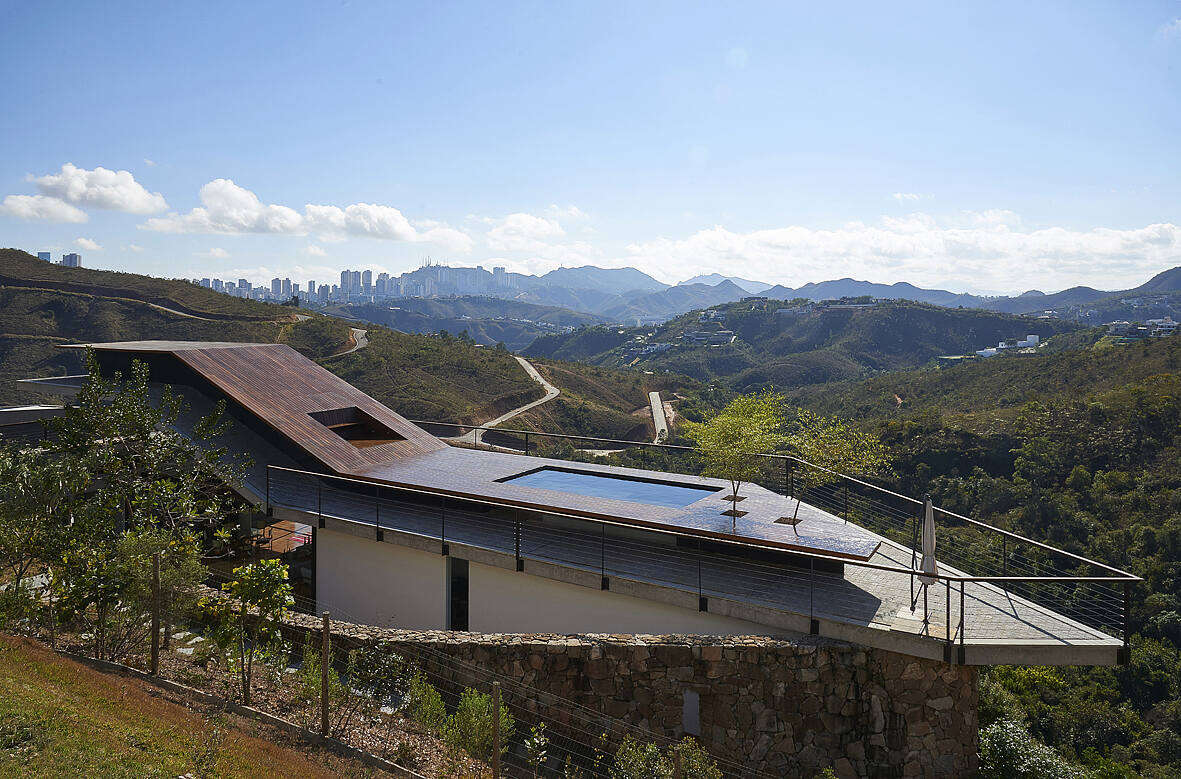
top-left (683, 391), bottom-right (787, 530)
top-left (0, 443), bottom-right (83, 608)
top-left (48, 350), bottom-right (247, 537)
top-left (203, 559), bottom-right (293, 705)
top-left (979, 719), bottom-right (1079, 779)
top-left (784, 408), bottom-right (890, 522)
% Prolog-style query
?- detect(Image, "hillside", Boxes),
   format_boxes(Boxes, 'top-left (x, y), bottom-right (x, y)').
top-left (0, 248), bottom-right (278, 320)
top-left (789, 330), bottom-right (1181, 424)
top-left (526, 298), bottom-right (1079, 391)
top-left (339, 297), bottom-right (607, 350)
top-left (0, 254), bottom-right (542, 424)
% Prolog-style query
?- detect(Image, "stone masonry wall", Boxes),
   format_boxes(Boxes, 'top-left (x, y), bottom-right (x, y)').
top-left (282, 611), bottom-right (978, 777)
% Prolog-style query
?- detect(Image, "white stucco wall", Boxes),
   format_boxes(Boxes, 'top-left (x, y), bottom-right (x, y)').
top-left (316, 528), bottom-right (447, 629)
top-left (467, 559), bottom-right (795, 636)
top-left (316, 527), bottom-right (794, 637)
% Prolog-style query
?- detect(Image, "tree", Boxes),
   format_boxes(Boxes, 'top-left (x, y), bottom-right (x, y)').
top-left (683, 392), bottom-right (787, 531)
top-left (203, 559), bottom-right (293, 705)
top-left (784, 409), bottom-right (891, 522)
top-left (0, 443), bottom-right (83, 610)
top-left (48, 350), bottom-right (248, 537)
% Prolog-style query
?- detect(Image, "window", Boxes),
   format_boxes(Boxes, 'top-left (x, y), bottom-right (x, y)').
top-left (309, 407), bottom-right (405, 449)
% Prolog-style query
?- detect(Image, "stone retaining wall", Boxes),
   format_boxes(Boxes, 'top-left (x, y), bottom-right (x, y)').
top-left (282, 611), bottom-right (978, 777)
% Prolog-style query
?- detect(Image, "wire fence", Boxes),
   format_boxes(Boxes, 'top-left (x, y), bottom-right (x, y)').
top-left (2, 554), bottom-right (767, 778)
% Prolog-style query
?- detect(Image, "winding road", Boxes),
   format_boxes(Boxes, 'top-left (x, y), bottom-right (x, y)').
top-left (444, 356), bottom-right (560, 445)
top-left (334, 327), bottom-right (369, 355)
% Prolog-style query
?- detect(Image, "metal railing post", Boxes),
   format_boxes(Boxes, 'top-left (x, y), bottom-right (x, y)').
top-left (809, 557), bottom-right (818, 634)
top-left (317, 479), bottom-right (323, 529)
top-left (514, 510), bottom-right (522, 571)
top-left (374, 483), bottom-right (382, 542)
top-left (1001, 537), bottom-right (1008, 592)
top-left (600, 523), bottom-right (607, 590)
top-left (945, 578), bottom-right (952, 661)
top-left (1120, 581), bottom-right (1131, 665)
top-left (265, 467), bottom-right (271, 516)
top-left (524, 431), bottom-right (530, 456)
top-left (697, 537), bottom-right (705, 612)
top-left (440, 495), bottom-right (447, 555)
top-left (958, 580), bottom-right (966, 664)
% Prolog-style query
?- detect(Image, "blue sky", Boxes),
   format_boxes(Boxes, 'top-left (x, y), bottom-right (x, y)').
top-left (2, 1), bottom-right (1180, 294)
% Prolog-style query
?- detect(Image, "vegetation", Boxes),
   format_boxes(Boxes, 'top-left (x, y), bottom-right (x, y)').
top-left (526, 298), bottom-right (1079, 391)
top-left (323, 326), bottom-right (543, 425)
top-left (683, 392), bottom-right (787, 525)
top-left (0, 634), bottom-right (374, 778)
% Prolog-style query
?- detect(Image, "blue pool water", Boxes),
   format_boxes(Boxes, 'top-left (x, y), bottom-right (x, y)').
top-left (503, 467), bottom-right (719, 508)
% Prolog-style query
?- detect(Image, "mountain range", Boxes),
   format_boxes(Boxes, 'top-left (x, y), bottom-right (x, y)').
top-left (394, 263), bottom-right (1181, 325)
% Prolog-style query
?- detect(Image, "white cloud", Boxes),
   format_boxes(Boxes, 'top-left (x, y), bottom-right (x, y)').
top-left (304, 245), bottom-right (327, 256)
top-left (891, 192), bottom-right (924, 202)
top-left (207, 247), bottom-right (229, 258)
top-left (127, 244), bottom-right (145, 252)
top-left (31, 163), bottom-right (167, 214)
top-left (1158, 18), bottom-right (1181, 40)
top-left (544, 204), bottom-right (587, 220)
top-left (74, 237), bottom-right (102, 251)
top-left (486, 212), bottom-right (566, 253)
top-left (143, 158), bottom-right (157, 167)
top-left (142, 178), bottom-right (470, 250)
top-left (0, 194), bottom-right (88, 223)
top-left (624, 212), bottom-right (1181, 293)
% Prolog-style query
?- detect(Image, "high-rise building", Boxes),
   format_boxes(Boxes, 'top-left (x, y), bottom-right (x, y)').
top-left (238, 278), bottom-right (250, 292)
top-left (212, 278), bottom-right (224, 292)
top-left (271, 278), bottom-right (282, 297)
top-left (307, 281), bottom-right (316, 298)
top-left (37, 251), bottom-right (52, 262)
top-left (292, 283), bottom-right (300, 297)
top-left (200, 278), bottom-right (211, 288)
top-left (281, 278), bottom-right (292, 298)
top-left (362, 269), bottom-right (373, 295)
top-left (61, 253), bottom-right (81, 267)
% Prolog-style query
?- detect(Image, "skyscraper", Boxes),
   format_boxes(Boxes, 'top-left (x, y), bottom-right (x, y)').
top-left (282, 278), bottom-right (292, 298)
top-left (362, 269), bottom-right (373, 295)
top-left (61, 253), bottom-right (81, 267)
top-left (271, 278), bottom-right (282, 297)
top-left (37, 251), bottom-right (52, 262)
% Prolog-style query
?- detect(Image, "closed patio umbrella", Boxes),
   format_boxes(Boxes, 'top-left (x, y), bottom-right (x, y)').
top-left (919, 496), bottom-right (938, 585)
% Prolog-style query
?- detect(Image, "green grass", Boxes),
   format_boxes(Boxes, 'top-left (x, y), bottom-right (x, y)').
top-left (0, 635), bottom-right (380, 778)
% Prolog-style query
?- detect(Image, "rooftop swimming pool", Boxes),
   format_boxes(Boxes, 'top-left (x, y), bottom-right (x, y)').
top-left (501, 467), bottom-right (720, 509)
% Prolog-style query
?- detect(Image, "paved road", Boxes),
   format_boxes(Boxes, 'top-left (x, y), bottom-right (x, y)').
top-left (445, 356), bottom-right (559, 445)
top-left (333, 327), bottom-right (369, 355)
top-left (649, 391), bottom-right (668, 443)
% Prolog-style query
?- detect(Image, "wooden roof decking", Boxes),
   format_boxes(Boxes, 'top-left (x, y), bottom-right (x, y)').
top-left (65, 340), bottom-right (880, 561)
top-left (65, 341), bottom-right (446, 471)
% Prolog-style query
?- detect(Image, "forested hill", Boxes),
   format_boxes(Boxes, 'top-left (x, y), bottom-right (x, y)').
top-left (790, 330), bottom-right (1181, 423)
top-left (765, 332), bottom-right (1181, 777)
top-left (526, 298), bottom-right (1079, 391)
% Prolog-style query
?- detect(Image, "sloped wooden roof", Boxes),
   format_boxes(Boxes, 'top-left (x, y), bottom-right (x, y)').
top-left (66, 341), bottom-right (446, 471)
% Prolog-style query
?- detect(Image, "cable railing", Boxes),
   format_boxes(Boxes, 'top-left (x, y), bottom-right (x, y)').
top-left (265, 458), bottom-right (1139, 665)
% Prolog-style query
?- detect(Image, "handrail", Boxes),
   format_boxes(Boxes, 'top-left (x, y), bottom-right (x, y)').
top-left (264, 464), bottom-right (1138, 586)
top-left (408, 419), bottom-right (1140, 580)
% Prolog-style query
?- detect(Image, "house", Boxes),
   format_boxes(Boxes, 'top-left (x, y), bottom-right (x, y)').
top-left (20, 341), bottom-right (1130, 670)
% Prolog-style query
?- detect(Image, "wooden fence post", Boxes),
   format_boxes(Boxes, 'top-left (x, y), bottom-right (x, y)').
top-left (492, 681), bottom-right (501, 778)
top-left (150, 553), bottom-right (160, 676)
top-left (321, 611), bottom-right (331, 737)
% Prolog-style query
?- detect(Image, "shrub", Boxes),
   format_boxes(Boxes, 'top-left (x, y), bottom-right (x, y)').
top-left (667, 737), bottom-right (722, 779)
top-left (979, 719), bottom-right (1079, 779)
top-left (610, 736), bottom-right (667, 779)
top-left (405, 671), bottom-right (447, 735)
top-left (445, 686), bottom-right (515, 761)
